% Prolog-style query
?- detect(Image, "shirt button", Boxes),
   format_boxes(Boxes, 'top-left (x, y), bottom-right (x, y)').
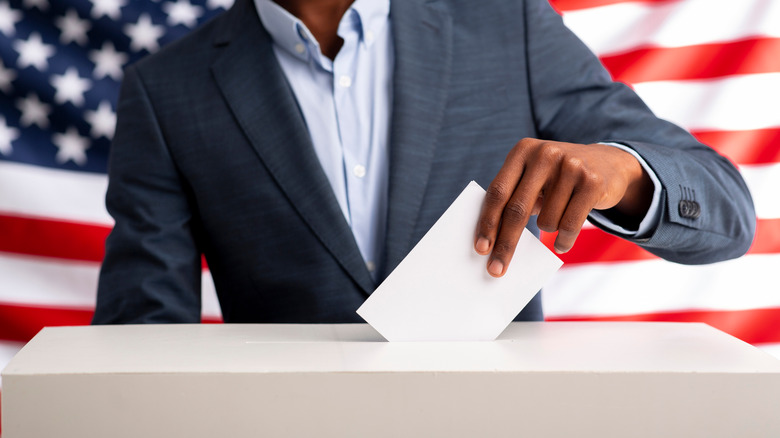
top-left (365, 31), bottom-right (374, 43)
top-left (353, 164), bottom-right (366, 178)
top-left (294, 43), bottom-right (305, 54)
top-left (366, 261), bottom-right (376, 272)
top-left (338, 75), bottom-right (352, 88)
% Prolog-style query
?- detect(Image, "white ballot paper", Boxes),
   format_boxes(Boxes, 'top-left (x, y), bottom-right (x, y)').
top-left (357, 181), bottom-right (563, 341)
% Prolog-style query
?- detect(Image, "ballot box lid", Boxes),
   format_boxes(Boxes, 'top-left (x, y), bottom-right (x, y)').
top-left (4, 322), bottom-right (780, 376)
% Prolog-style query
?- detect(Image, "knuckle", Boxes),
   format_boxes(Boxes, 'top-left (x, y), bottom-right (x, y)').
top-left (485, 182), bottom-right (511, 205)
top-left (536, 216), bottom-right (557, 233)
top-left (503, 201), bottom-right (531, 224)
top-left (563, 156), bottom-right (584, 172)
top-left (581, 170), bottom-right (604, 190)
top-left (558, 216), bottom-right (582, 234)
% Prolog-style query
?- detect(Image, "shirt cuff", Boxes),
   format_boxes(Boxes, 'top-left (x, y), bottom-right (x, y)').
top-left (587, 142), bottom-right (662, 238)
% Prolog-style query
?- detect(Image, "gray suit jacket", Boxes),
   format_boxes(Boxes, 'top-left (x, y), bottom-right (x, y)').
top-left (93, 0), bottom-right (755, 324)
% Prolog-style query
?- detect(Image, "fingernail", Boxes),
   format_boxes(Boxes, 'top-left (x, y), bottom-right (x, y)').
top-left (476, 237), bottom-right (490, 253)
top-left (488, 259), bottom-right (504, 277)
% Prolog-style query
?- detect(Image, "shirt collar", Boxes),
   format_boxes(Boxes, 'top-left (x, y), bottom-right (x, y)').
top-left (255, 0), bottom-right (390, 61)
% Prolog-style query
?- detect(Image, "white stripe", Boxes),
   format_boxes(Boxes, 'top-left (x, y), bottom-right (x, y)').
top-left (0, 161), bottom-right (112, 225)
top-left (562, 0), bottom-right (780, 56)
top-left (543, 253), bottom-right (780, 317)
top-left (632, 73), bottom-right (780, 132)
top-left (0, 253), bottom-right (221, 319)
top-left (741, 163), bottom-right (780, 220)
top-left (0, 339), bottom-right (25, 387)
top-left (757, 343), bottom-right (780, 361)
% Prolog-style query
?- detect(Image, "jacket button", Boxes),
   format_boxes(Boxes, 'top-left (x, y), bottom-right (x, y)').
top-left (679, 200), bottom-right (701, 219)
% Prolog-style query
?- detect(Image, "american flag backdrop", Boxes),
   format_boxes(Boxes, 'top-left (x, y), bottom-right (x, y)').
top-left (0, 0), bottom-right (778, 431)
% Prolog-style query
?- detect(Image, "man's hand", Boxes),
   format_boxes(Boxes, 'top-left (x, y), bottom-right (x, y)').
top-left (474, 138), bottom-right (653, 277)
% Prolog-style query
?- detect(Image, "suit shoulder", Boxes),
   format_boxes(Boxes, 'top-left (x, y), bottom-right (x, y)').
top-left (129, 9), bottom-right (227, 80)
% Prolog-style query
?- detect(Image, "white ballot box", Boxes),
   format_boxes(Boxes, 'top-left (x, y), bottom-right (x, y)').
top-left (3, 322), bottom-right (780, 437)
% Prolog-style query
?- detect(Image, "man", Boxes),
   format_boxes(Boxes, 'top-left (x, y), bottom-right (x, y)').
top-left (93, 0), bottom-right (755, 324)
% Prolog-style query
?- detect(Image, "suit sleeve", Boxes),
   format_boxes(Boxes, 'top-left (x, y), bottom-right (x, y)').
top-left (92, 65), bottom-right (203, 324)
top-left (522, 0), bottom-right (756, 264)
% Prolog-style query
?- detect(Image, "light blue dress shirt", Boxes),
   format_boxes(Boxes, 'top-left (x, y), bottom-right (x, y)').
top-left (256, 0), bottom-right (393, 278)
top-left (254, 0), bottom-right (661, 275)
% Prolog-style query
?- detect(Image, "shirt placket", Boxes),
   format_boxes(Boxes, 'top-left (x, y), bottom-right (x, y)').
top-left (332, 14), bottom-right (376, 275)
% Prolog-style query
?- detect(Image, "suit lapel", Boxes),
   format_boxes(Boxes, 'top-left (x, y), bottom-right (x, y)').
top-left (382, 0), bottom-right (453, 279)
top-left (209, 0), bottom-right (375, 294)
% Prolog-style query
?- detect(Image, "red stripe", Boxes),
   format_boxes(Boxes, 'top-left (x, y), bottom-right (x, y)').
top-left (0, 303), bottom-right (94, 343)
top-left (601, 37), bottom-right (780, 84)
top-left (542, 218), bottom-right (780, 265)
top-left (0, 214), bottom-right (110, 263)
top-left (692, 127), bottom-right (780, 166)
top-left (550, 0), bottom-right (677, 13)
top-left (0, 302), bottom-right (222, 343)
top-left (0, 214), bottom-right (210, 269)
top-left (547, 307), bottom-right (780, 345)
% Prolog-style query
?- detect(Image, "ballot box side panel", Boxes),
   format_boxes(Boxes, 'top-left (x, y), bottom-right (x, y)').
top-left (3, 371), bottom-right (780, 438)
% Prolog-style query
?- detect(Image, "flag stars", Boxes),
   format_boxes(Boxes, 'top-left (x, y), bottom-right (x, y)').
top-left (22, 0), bottom-right (48, 12)
top-left (14, 32), bottom-right (56, 71)
top-left (85, 101), bottom-right (116, 139)
top-left (206, 0), bottom-right (233, 10)
top-left (89, 0), bottom-right (126, 20)
top-left (0, 116), bottom-right (20, 156)
top-left (52, 127), bottom-right (90, 166)
top-left (163, 0), bottom-right (203, 28)
top-left (51, 67), bottom-right (92, 107)
top-left (0, 60), bottom-right (16, 93)
top-left (16, 93), bottom-right (51, 129)
top-left (55, 9), bottom-right (91, 46)
top-left (89, 41), bottom-right (127, 80)
top-left (0, 1), bottom-right (22, 36)
top-left (124, 13), bottom-right (165, 53)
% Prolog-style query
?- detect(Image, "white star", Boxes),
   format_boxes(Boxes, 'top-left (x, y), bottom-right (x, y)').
top-left (52, 127), bottom-right (90, 166)
top-left (89, 41), bottom-right (127, 80)
top-left (90, 0), bottom-right (126, 20)
top-left (55, 9), bottom-right (91, 46)
top-left (124, 13), bottom-right (165, 53)
top-left (206, 0), bottom-right (233, 10)
top-left (16, 93), bottom-right (51, 129)
top-left (13, 32), bottom-right (56, 70)
top-left (163, 0), bottom-right (203, 28)
top-left (22, 0), bottom-right (48, 11)
top-left (50, 67), bottom-right (92, 106)
top-left (0, 60), bottom-right (16, 93)
top-left (84, 101), bottom-right (116, 139)
top-left (0, 116), bottom-right (20, 156)
top-left (0, 1), bottom-right (23, 36)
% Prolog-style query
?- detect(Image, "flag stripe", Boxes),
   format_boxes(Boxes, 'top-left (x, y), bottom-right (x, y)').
top-left (543, 218), bottom-right (780, 266)
top-left (0, 161), bottom-right (111, 226)
top-left (632, 73), bottom-right (780, 132)
top-left (561, 0), bottom-right (780, 56)
top-left (0, 302), bottom-right (222, 344)
top-left (547, 307), bottom-right (780, 346)
top-left (552, 0), bottom-right (678, 13)
top-left (0, 214), bottom-right (110, 263)
top-left (601, 37), bottom-right (780, 84)
top-left (742, 163), bottom-right (780, 219)
top-left (0, 253), bottom-right (221, 318)
top-left (543, 253), bottom-right (780, 316)
top-left (692, 128), bottom-right (780, 167)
